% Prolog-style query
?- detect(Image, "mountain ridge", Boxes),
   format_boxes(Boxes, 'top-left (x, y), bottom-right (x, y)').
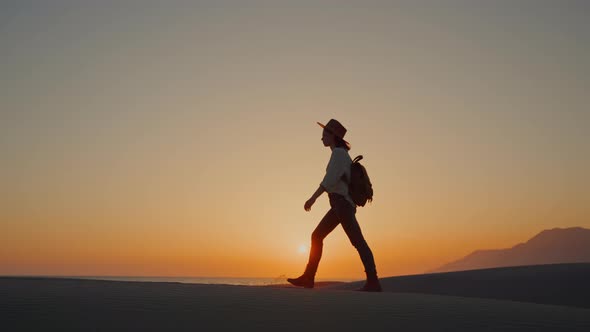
top-left (429, 227), bottom-right (590, 273)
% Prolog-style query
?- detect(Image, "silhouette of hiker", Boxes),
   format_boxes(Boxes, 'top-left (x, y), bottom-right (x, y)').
top-left (288, 119), bottom-right (382, 292)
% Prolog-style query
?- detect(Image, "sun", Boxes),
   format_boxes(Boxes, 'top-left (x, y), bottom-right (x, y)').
top-left (298, 244), bottom-right (309, 254)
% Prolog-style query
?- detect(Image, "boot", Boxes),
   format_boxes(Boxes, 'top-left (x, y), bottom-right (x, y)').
top-left (287, 274), bottom-right (314, 289)
top-left (356, 273), bottom-right (382, 292)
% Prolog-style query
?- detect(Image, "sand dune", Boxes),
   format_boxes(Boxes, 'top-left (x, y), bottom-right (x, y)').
top-left (326, 263), bottom-right (590, 308)
top-left (2, 272), bottom-right (589, 331)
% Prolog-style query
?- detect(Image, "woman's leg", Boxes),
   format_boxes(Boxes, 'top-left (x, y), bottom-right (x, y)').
top-left (303, 208), bottom-right (340, 278)
top-left (336, 201), bottom-right (378, 277)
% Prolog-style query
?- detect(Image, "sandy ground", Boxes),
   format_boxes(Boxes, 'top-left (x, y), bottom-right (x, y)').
top-left (324, 263), bottom-right (590, 308)
top-left (2, 272), bottom-right (590, 331)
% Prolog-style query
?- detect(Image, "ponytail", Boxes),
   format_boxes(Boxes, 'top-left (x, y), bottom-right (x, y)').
top-left (334, 136), bottom-right (351, 151)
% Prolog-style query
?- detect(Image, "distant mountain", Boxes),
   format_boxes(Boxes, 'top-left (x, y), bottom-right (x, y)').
top-left (429, 227), bottom-right (590, 273)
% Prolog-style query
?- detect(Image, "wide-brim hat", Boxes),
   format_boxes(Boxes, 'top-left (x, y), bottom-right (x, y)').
top-left (317, 119), bottom-right (350, 147)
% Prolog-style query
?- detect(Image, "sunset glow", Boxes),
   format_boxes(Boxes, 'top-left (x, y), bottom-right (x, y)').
top-left (298, 244), bottom-right (309, 255)
top-left (1, 1), bottom-right (588, 280)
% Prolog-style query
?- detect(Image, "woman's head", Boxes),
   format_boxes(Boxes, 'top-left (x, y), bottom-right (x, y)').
top-left (317, 119), bottom-right (351, 150)
top-left (321, 129), bottom-right (335, 147)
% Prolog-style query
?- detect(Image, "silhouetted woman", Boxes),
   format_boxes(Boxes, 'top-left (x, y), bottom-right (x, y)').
top-left (288, 119), bottom-right (382, 292)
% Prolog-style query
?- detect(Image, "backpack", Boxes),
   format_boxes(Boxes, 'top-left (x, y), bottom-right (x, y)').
top-left (345, 155), bottom-right (374, 207)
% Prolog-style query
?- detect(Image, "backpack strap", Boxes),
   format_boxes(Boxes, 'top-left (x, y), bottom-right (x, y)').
top-left (343, 155), bottom-right (364, 183)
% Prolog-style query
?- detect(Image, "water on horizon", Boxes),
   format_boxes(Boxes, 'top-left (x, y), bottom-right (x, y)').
top-left (10, 275), bottom-right (359, 286)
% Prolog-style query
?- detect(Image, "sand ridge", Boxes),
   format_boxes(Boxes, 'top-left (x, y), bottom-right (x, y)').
top-left (2, 274), bottom-right (590, 331)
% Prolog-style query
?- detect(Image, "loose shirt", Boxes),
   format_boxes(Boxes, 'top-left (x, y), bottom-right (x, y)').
top-left (320, 147), bottom-right (356, 207)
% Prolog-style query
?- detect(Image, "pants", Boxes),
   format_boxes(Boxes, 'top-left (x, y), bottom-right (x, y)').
top-left (304, 193), bottom-right (378, 278)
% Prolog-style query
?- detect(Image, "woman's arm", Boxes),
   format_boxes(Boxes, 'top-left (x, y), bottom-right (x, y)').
top-left (304, 185), bottom-right (325, 211)
top-left (311, 185), bottom-right (325, 201)
top-left (305, 149), bottom-right (345, 211)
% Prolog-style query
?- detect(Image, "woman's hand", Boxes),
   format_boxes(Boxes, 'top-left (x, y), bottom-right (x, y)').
top-left (304, 186), bottom-right (325, 211)
top-left (304, 198), bottom-right (316, 211)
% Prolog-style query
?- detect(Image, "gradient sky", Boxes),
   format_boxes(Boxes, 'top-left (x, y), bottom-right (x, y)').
top-left (1, 0), bottom-right (589, 279)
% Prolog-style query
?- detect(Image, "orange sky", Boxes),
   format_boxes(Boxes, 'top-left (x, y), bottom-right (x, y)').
top-left (1, 1), bottom-right (589, 279)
